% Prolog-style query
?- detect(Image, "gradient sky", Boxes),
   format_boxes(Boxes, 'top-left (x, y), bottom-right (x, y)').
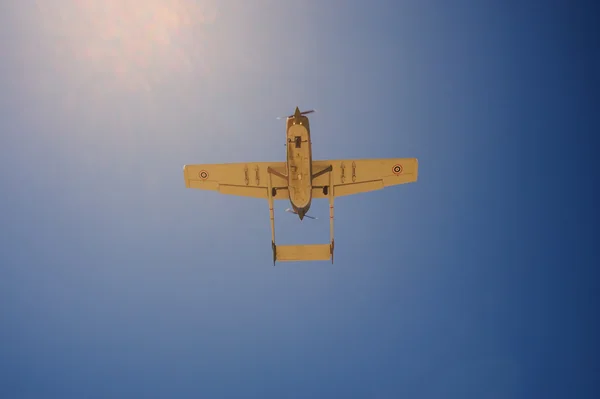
top-left (1, 1), bottom-right (598, 398)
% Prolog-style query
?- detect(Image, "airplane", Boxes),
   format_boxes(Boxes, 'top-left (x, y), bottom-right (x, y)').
top-left (183, 106), bottom-right (418, 265)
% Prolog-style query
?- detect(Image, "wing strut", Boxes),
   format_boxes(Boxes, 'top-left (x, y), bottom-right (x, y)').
top-left (267, 166), bottom-right (335, 265)
top-left (267, 170), bottom-right (277, 265)
top-left (328, 166), bottom-right (335, 264)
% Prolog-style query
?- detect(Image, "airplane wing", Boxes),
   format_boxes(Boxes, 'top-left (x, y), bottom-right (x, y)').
top-left (183, 162), bottom-right (289, 200)
top-left (311, 158), bottom-right (418, 198)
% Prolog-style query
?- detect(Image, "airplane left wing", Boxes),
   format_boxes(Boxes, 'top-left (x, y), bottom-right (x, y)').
top-left (183, 162), bottom-right (289, 199)
top-left (311, 158), bottom-right (418, 198)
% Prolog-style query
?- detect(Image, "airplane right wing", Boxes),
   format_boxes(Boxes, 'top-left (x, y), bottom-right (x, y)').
top-left (311, 158), bottom-right (418, 198)
top-left (183, 161), bottom-right (289, 200)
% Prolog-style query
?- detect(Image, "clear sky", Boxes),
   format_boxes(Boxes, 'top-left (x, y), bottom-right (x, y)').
top-left (1, 1), bottom-right (598, 398)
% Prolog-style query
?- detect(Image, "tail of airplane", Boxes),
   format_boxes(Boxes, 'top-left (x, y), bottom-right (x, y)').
top-left (285, 208), bottom-right (318, 220)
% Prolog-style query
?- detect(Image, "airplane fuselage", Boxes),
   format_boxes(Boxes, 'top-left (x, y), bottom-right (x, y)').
top-left (286, 112), bottom-right (313, 220)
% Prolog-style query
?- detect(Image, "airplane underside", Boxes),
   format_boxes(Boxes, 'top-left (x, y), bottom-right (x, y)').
top-left (286, 113), bottom-right (313, 221)
top-left (182, 106), bottom-right (418, 264)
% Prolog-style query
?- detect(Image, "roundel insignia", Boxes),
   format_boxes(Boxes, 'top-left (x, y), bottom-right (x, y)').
top-left (392, 164), bottom-right (403, 175)
top-left (199, 170), bottom-right (209, 180)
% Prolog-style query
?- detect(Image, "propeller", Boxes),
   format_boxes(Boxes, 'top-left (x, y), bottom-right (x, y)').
top-left (285, 208), bottom-right (318, 220)
top-left (276, 109), bottom-right (316, 120)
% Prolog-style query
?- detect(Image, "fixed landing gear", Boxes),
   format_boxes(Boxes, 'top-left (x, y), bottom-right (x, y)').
top-left (323, 186), bottom-right (328, 195)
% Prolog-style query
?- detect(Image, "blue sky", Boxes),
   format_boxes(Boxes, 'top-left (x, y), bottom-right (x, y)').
top-left (1, 0), bottom-right (598, 397)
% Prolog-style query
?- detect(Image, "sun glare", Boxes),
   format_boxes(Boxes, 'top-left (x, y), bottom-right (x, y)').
top-left (33, 0), bottom-right (218, 93)
top-left (18, 0), bottom-right (221, 161)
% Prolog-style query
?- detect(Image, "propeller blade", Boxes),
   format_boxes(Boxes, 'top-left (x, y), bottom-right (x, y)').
top-left (277, 109), bottom-right (317, 120)
top-left (285, 208), bottom-right (317, 219)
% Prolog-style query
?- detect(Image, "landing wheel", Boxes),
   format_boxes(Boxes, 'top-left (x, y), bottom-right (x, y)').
top-left (323, 186), bottom-right (328, 195)
top-left (272, 188), bottom-right (277, 197)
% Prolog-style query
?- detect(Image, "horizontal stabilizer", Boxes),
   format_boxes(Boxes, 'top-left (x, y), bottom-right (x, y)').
top-left (275, 244), bottom-right (332, 262)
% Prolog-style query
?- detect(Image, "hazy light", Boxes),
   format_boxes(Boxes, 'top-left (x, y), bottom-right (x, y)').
top-left (31, 0), bottom-right (218, 94)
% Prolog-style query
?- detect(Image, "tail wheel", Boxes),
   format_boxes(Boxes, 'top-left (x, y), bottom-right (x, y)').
top-left (323, 186), bottom-right (329, 195)
top-left (272, 188), bottom-right (277, 197)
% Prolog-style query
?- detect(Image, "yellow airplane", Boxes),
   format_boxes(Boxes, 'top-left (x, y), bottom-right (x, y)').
top-left (183, 107), bottom-right (418, 264)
